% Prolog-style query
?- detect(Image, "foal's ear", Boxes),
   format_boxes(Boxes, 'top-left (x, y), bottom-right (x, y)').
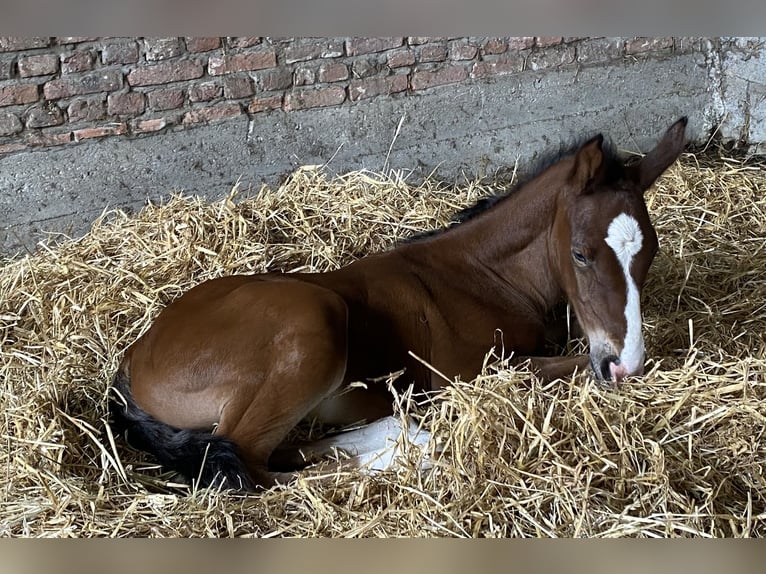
top-left (628, 116), bottom-right (688, 192)
top-left (571, 134), bottom-right (604, 192)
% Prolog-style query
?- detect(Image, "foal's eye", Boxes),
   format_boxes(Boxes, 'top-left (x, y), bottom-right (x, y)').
top-left (572, 249), bottom-right (589, 267)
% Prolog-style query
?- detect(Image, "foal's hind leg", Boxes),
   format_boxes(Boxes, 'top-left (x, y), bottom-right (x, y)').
top-left (212, 289), bottom-right (351, 488)
top-left (280, 416), bottom-right (435, 474)
top-left (269, 382), bottom-right (396, 470)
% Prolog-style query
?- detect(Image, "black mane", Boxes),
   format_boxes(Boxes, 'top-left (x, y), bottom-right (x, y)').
top-left (403, 135), bottom-right (625, 243)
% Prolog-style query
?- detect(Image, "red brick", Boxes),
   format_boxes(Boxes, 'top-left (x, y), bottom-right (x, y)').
top-left (43, 132), bottom-right (73, 145)
top-left (351, 58), bottom-right (381, 79)
top-left (284, 40), bottom-right (344, 64)
top-left (208, 51), bottom-right (276, 75)
top-left (254, 68), bottom-right (293, 91)
top-left (408, 37), bottom-right (444, 45)
top-left (320, 41), bottom-right (345, 57)
top-left (148, 88), bottom-right (187, 109)
top-left (144, 37), bottom-right (183, 61)
top-left (108, 92), bottom-right (145, 115)
top-left (527, 45), bottom-right (576, 71)
top-left (482, 38), bottom-right (508, 55)
top-left (318, 63), bottom-right (348, 83)
top-left (0, 37), bottom-right (50, 52)
top-left (349, 75), bottom-right (408, 102)
top-left (102, 42), bottom-right (139, 65)
top-left (132, 117), bottom-right (169, 133)
top-left (185, 37), bottom-right (221, 53)
top-left (0, 112), bottom-right (22, 136)
top-left (26, 130), bottom-right (73, 147)
top-left (57, 37), bottom-right (97, 45)
top-left (0, 142), bottom-right (28, 154)
top-left (449, 43), bottom-right (478, 61)
top-left (224, 76), bottom-right (254, 99)
top-left (507, 37), bottom-right (536, 50)
top-left (182, 103), bottom-right (242, 124)
top-left (625, 37), bottom-right (674, 55)
top-left (18, 54), bottom-right (59, 78)
top-left (227, 37), bottom-right (262, 49)
top-left (61, 51), bottom-right (94, 74)
top-left (293, 66), bottom-right (316, 86)
top-left (346, 37), bottom-right (403, 56)
top-left (187, 83), bottom-right (220, 103)
top-left (535, 36), bottom-right (564, 47)
top-left (248, 94), bottom-right (282, 114)
top-left (127, 60), bottom-right (203, 86)
top-left (387, 49), bottom-right (415, 68)
top-left (0, 84), bottom-right (38, 107)
top-left (411, 65), bottom-right (468, 91)
top-left (44, 70), bottom-right (122, 99)
top-left (0, 56), bottom-right (12, 80)
top-left (26, 105), bottom-right (64, 128)
top-left (576, 37), bottom-right (624, 64)
top-left (284, 86), bottom-right (346, 111)
top-left (72, 123), bottom-right (127, 141)
top-left (284, 44), bottom-right (318, 64)
top-left (471, 54), bottom-right (525, 78)
top-left (67, 98), bottom-right (105, 122)
top-left (418, 43), bottom-right (447, 63)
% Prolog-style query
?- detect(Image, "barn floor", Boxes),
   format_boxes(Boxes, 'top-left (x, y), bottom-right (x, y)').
top-left (1, 149), bottom-right (765, 537)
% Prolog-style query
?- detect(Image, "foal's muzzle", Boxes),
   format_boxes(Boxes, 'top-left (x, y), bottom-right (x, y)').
top-left (598, 355), bottom-right (620, 380)
top-left (592, 353), bottom-right (644, 383)
top-left (588, 331), bottom-right (646, 383)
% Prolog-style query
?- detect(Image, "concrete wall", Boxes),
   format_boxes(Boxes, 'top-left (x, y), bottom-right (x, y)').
top-left (0, 37), bottom-right (762, 257)
top-left (717, 37), bottom-right (766, 151)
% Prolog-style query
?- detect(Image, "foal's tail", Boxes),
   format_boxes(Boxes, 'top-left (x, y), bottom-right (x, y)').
top-left (109, 371), bottom-right (255, 490)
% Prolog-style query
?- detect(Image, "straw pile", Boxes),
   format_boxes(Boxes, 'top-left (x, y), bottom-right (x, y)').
top-left (1, 149), bottom-right (765, 537)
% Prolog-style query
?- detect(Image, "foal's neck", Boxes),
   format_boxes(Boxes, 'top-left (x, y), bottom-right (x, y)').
top-left (415, 165), bottom-right (570, 315)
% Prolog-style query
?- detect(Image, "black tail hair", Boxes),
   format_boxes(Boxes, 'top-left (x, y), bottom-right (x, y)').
top-left (109, 371), bottom-right (255, 491)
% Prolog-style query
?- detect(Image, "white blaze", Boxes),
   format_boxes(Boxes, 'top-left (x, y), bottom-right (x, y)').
top-left (604, 213), bottom-right (645, 373)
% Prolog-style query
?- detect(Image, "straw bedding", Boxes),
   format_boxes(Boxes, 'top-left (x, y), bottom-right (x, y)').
top-left (1, 149), bottom-right (765, 537)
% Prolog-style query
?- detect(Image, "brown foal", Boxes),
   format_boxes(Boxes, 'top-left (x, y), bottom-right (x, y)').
top-left (111, 117), bottom-right (688, 490)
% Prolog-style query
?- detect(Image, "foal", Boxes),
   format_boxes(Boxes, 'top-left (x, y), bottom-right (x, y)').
top-left (111, 117), bottom-right (688, 489)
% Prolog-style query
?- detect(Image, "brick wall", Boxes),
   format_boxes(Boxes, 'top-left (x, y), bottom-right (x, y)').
top-left (0, 36), bottom-right (699, 156)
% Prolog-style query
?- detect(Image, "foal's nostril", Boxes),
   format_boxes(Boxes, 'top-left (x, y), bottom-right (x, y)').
top-left (600, 355), bottom-right (620, 380)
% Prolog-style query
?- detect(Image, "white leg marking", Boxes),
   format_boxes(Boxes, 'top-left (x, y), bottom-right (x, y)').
top-left (604, 213), bottom-right (645, 374)
top-left (316, 415), bottom-right (433, 474)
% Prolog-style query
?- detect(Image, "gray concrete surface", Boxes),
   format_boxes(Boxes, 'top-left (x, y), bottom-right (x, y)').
top-left (718, 37), bottom-right (766, 151)
top-left (0, 50), bottom-right (725, 257)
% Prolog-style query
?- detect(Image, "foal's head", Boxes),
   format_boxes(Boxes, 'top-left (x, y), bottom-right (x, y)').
top-left (552, 117), bottom-right (687, 382)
